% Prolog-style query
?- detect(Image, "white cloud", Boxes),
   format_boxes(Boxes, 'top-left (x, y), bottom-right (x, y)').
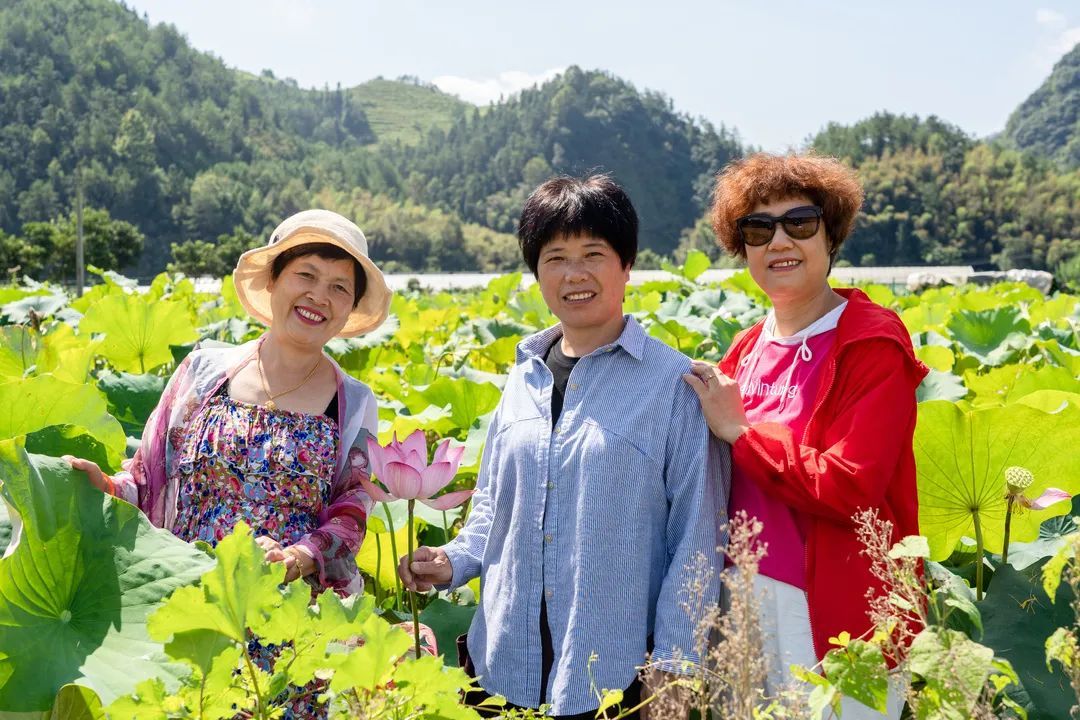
top-left (433, 68), bottom-right (566, 105)
top-left (1033, 9), bottom-right (1079, 73)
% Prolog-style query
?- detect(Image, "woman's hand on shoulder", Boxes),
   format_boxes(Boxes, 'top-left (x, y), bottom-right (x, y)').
top-left (62, 455), bottom-right (111, 493)
top-left (682, 360), bottom-right (750, 445)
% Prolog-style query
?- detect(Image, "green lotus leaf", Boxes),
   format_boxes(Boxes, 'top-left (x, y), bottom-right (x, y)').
top-left (0, 500), bottom-right (9, 557)
top-left (96, 372), bottom-right (166, 438)
top-left (24, 425), bottom-right (117, 474)
top-left (68, 282), bottom-right (126, 315)
top-left (418, 599), bottom-right (477, 668)
top-left (980, 560), bottom-right (1075, 719)
top-left (380, 405), bottom-right (455, 441)
top-left (0, 441), bottom-right (215, 711)
top-left (917, 369), bottom-right (969, 403)
top-left (623, 290), bottom-right (663, 315)
top-left (0, 375), bottom-right (126, 470)
top-left (901, 302), bottom-right (952, 335)
top-left (476, 272), bottom-right (522, 317)
top-left (458, 318), bottom-right (531, 345)
top-left (0, 327), bottom-right (40, 379)
top-left (680, 250), bottom-right (712, 282)
top-left (1036, 339), bottom-right (1080, 375)
top-left (37, 324), bottom-right (99, 385)
top-left (147, 522), bottom-right (283, 646)
top-left (1028, 294), bottom-right (1079, 328)
top-left (414, 376), bottom-right (501, 432)
top-left (720, 270), bottom-right (769, 305)
top-left (1036, 321), bottom-right (1077, 349)
top-left (648, 317), bottom-right (708, 353)
top-left (636, 279), bottom-right (685, 296)
top-left (947, 307), bottom-right (1032, 367)
top-left (49, 683), bottom-right (106, 720)
top-left (860, 284), bottom-right (897, 308)
top-left (0, 293), bottom-right (68, 324)
top-left (505, 283), bottom-right (554, 330)
top-left (915, 393), bottom-right (1080, 561)
top-left (0, 287), bottom-right (48, 307)
top-left (965, 365), bottom-right (1080, 408)
top-left (80, 294), bottom-right (197, 374)
top-left (915, 345), bottom-right (955, 373)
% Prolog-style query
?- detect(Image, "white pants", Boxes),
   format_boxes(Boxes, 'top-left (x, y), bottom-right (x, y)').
top-left (752, 575), bottom-right (906, 720)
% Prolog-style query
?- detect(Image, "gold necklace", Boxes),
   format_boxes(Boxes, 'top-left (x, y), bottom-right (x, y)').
top-left (256, 346), bottom-right (322, 411)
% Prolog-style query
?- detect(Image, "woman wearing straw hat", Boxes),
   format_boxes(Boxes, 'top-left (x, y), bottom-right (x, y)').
top-left (64, 209), bottom-right (392, 596)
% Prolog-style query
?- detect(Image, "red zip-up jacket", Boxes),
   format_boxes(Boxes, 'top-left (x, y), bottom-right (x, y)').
top-left (719, 288), bottom-right (928, 661)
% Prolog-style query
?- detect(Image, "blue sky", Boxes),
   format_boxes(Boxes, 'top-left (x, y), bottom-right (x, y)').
top-left (127, 1), bottom-right (1078, 151)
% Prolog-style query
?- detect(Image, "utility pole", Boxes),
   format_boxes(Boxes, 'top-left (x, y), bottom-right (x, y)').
top-left (75, 168), bottom-right (84, 297)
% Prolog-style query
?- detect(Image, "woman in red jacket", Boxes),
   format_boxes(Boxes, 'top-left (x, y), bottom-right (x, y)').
top-left (684, 153), bottom-right (927, 718)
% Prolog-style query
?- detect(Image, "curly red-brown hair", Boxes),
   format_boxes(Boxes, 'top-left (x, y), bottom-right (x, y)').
top-left (711, 153), bottom-right (864, 260)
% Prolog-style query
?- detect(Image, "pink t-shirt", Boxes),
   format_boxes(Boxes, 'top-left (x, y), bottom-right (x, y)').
top-left (729, 302), bottom-right (846, 589)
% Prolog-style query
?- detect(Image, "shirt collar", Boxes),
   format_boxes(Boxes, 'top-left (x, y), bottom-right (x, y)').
top-left (517, 314), bottom-right (646, 364)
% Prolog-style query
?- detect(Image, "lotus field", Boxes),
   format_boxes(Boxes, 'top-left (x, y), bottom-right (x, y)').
top-left (1, 252), bottom-right (1079, 719)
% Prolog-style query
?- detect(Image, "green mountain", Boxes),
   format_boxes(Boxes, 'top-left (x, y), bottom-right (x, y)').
top-left (0, 0), bottom-right (734, 274)
top-left (0, 0), bottom-right (1076, 280)
top-left (386, 67), bottom-right (743, 255)
top-left (0, 0), bottom-right (388, 271)
top-left (351, 77), bottom-right (471, 147)
top-left (1005, 43), bottom-right (1080, 170)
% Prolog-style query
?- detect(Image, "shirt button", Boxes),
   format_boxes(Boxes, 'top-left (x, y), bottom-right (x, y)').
top-left (547, 481), bottom-right (555, 490)
top-left (546, 589), bottom-right (554, 598)
top-left (569, 383), bottom-right (579, 391)
top-left (554, 425), bottom-right (562, 434)
top-left (545, 534), bottom-right (553, 544)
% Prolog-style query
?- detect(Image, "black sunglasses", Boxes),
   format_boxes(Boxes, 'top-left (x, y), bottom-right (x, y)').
top-left (736, 205), bottom-right (823, 247)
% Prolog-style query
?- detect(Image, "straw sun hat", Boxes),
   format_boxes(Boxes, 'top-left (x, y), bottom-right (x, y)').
top-left (233, 209), bottom-right (392, 338)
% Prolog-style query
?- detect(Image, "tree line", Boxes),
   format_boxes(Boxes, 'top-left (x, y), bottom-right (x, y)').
top-left (0, 0), bottom-right (1076, 283)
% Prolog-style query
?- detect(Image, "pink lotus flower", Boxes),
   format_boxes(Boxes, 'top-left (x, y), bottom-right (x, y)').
top-left (360, 430), bottom-right (473, 511)
top-left (1018, 487), bottom-right (1072, 511)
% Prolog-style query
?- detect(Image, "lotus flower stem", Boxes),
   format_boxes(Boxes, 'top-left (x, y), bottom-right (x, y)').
top-left (972, 508), bottom-right (986, 601)
top-left (442, 509), bottom-right (450, 541)
top-left (408, 498), bottom-right (421, 658)
top-left (1001, 496), bottom-right (1016, 566)
top-left (374, 533), bottom-right (383, 603)
top-left (382, 502), bottom-right (404, 611)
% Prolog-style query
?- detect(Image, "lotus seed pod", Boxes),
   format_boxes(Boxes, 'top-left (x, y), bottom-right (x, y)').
top-left (1006, 466), bottom-right (1034, 493)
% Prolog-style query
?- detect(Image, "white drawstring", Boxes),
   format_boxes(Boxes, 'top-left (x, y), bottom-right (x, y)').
top-left (780, 336), bottom-right (813, 410)
top-left (796, 337), bottom-right (813, 363)
top-left (743, 302), bottom-right (846, 411)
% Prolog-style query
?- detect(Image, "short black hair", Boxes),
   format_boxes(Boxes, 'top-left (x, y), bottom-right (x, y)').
top-left (269, 242), bottom-right (367, 308)
top-left (517, 174), bottom-right (638, 276)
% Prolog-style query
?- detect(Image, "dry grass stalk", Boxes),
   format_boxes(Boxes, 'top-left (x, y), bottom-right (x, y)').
top-left (639, 511), bottom-right (810, 720)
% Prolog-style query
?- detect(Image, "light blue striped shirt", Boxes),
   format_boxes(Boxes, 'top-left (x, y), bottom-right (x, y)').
top-left (442, 315), bottom-right (729, 715)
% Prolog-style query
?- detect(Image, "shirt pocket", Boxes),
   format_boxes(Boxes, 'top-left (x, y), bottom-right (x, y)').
top-left (565, 420), bottom-right (666, 540)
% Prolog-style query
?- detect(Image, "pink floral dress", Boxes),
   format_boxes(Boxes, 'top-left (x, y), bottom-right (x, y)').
top-left (170, 390), bottom-right (339, 720)
top-left (171, 392), bottom-right (338, 549)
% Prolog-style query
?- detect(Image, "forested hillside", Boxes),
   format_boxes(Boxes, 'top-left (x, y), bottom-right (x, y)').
top-left (813, 114), bottom-right (1079, 271)
top-left (1005, 43), bottom-right (1080, 170)
top-left (384, 67), bottom-right (743, 255)
top-left (0, 0), bottom-right (1077, 280)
